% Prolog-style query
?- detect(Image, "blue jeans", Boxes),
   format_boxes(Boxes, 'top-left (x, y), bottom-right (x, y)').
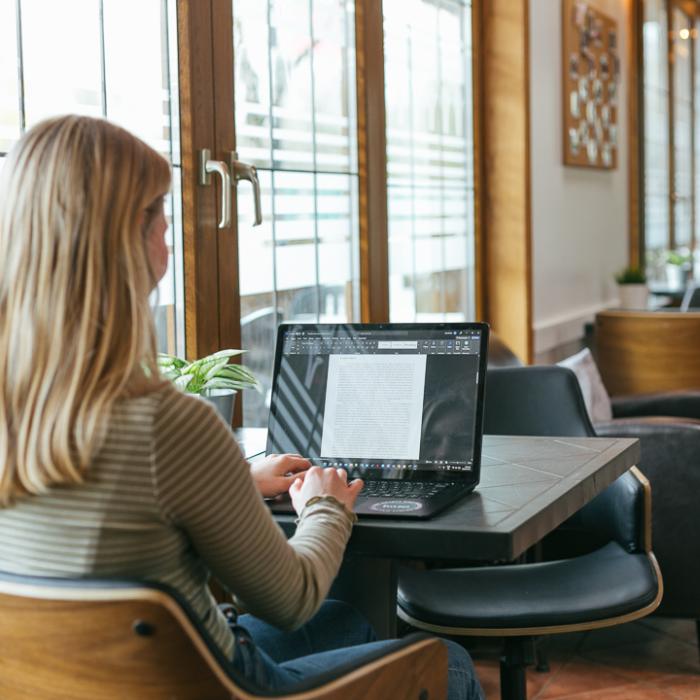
top-left (228, 600), bottom-right (484, 700)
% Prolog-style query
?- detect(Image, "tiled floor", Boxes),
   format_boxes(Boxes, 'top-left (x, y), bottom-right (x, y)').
top-left (470, 618), bottom-right (700, 699)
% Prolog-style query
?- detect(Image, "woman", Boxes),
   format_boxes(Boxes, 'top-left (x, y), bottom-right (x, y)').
top-left (0, 115), bottom-right (483, 699)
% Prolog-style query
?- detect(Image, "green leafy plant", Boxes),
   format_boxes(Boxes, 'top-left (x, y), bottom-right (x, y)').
top-left (614, 266), bottom-right (647, 285)
top-left (157, 349), bottom-right (261, 395)
top-left (665, 250), bottom-right (692, 267)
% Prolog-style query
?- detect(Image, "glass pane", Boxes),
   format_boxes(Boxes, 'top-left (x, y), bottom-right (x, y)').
top-left (0, 0), bottom-right (20, 153)
top-left (696, 18), bottom-right (700, 278)
top-left (3, 0), bottom-right (184, 356)
top-left (672, 8), bottom-right (693, 249)
top-left (234, 0), bottom-right (358, 175)
top-left (643, 0), bottom-right (670, 278)
top-left (101, 0), bottom-right (184, 354)
top-left (234, 0), bottom-right (360, 427)
top-left (384, 0), bottom-right (475, 321)
top-left (103, 0), bottom-right (178, 164)
top-left (21, 0), bottom-right (103, 123)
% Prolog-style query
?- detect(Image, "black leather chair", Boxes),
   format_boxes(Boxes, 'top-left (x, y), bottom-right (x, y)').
top-left (397, 366), bottom-right (662, 700)
top-left (576, 374), bottom-right (700, 644)
top-left (490, 336), bottom-right (700, 644)
top-left (488, 333), bottom-right (523, 368)
top-left (680, 284), bottom-right (700, 311)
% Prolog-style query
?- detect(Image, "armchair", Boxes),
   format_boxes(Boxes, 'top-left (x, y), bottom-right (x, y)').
top-left (558, 347), bottom-right (700, 646)
top-left (594, 309), bottom-right (700, 394)
top-left (0, 572), bottom-right (447, 700)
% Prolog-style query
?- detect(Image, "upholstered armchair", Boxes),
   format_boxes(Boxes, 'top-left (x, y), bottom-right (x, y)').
top-left (592, 410), bottom-right (700, 625)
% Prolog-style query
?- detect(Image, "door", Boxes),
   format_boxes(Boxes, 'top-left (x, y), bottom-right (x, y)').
top-left (204, 0), bottom-right (363, 426)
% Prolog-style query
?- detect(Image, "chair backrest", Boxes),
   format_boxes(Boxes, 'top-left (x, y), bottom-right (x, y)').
top-left (594, 309), bottom-right (700, 394)
top-left (484, 366), bottom-right (595, 437)
top-left (0, 574), bottom-right (240, 700)
top-left (487, 333), bottom-right (524, 368)
top-left (680, 284), bottom-right (700, 311)
top-left (0, 573), bottom-right (446, 700)
top-left (483, 365), bottom-right (645, 554)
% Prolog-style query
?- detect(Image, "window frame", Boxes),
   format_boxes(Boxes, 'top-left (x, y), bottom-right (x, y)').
top-left (638, 0), bottom-right (700, 266)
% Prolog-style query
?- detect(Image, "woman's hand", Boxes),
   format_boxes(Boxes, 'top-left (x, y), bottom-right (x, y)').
top-left (251, 454), bottom-right (311, 498)
top-left (289, 466), bottom-right (363, 516)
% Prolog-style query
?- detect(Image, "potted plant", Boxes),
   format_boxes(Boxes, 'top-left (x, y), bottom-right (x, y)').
top-left (615, 266), bottom-right (648, 310)
top-left (664, 250), bottom-right (692, 289)
top-left (157, 349), bottom-right (261, 424)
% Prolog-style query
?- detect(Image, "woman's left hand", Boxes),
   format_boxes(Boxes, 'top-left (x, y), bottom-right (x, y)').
top-left (251, 454), bottom-right (311, 498)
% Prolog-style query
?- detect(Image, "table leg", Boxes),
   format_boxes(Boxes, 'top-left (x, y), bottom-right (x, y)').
top-left (329, 556), bottom-right (398, 639)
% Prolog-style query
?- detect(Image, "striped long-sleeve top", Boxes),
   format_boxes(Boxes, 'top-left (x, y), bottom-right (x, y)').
top-left (0, 383), bottom-right (354, 659)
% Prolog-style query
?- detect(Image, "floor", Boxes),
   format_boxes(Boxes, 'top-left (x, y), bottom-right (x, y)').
top-left (469, 618), bottom-right (700, 699)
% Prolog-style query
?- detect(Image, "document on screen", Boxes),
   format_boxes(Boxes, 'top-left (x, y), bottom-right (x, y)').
top-left (320, 354), bottom-right (427, 459)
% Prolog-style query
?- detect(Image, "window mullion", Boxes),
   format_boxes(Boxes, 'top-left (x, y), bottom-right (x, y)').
top-left (15, 0), bottom-right (26, 134)
top-left (355, 0), bottom-right (389, 322)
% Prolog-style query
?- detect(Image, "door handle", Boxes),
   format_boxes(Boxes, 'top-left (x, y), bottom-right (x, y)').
top-left (230, 152), bottom-right (262, 226)
top-left (198, 149), bottom-right (231, 229)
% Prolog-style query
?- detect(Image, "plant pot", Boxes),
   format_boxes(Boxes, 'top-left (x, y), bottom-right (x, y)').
top-left (201, 389), bottom-right (236, 425)
top-left (617, 283), bottom-right (649, 310)
top-left (665, 263), bottom-right (686, 290)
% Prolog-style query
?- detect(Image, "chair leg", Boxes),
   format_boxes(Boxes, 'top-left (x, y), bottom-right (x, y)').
top-left (535, 637), bottom-right (550, 673)
top-left (499, 637), bottom-right (531, 700)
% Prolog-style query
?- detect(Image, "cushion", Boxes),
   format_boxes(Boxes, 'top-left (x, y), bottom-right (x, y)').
top-left (557, 348), bottom-right (613, 423)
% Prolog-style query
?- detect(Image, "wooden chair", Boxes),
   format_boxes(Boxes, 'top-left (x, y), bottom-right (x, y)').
top-left (0, 574), bottom-right (447, 700)
top-left (594, 309), bottom-right (700, 395)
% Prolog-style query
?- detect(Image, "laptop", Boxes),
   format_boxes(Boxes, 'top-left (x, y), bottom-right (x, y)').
top-left (264, 322), bottom-right (489, 519)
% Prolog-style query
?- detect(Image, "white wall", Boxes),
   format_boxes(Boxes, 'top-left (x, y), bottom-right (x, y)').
top-left (530, 0), bottom-right (629, 358)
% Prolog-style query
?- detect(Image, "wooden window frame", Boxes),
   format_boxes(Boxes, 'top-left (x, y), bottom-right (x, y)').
top-left (177, 0), bottom-right (486, 421)
top-left (637, 0), bottom-right (700, 263)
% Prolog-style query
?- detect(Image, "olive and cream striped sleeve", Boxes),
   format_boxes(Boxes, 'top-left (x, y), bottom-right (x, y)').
top-left (153, 386), bottom-right (354, 630)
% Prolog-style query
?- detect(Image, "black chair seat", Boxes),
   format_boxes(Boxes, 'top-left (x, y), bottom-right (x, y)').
top-left (398, 541), bottom-right (659, 631)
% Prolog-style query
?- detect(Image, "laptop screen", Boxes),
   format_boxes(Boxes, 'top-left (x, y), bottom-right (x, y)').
top-left (267, 323), bottom-right (489, 481)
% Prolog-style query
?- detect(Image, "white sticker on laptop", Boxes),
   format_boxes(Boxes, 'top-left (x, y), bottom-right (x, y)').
top-left (370, 500), bottom-right (423, 513)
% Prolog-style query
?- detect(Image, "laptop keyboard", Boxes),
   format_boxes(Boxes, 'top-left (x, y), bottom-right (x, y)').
top-left (360, 480), bottom-right (452, 499)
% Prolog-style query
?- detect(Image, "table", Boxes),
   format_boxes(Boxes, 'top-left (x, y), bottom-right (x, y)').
top-left (648, 282), bottom-right (685, 305)
top-left (236, 429), bottom-right (640, 636)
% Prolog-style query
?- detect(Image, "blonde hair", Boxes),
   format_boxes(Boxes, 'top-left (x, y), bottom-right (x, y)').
top-left (0, 115), bottom-right (171, 505)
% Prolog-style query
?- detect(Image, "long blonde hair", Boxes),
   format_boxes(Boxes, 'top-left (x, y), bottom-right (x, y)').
top-left (0, 115), bottom-right (171, 505)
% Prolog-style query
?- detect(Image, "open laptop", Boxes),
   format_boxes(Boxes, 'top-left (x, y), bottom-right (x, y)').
top-left (264, 322), bottom-right (489, 519)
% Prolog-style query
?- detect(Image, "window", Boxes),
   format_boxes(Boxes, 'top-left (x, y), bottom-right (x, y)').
top-left (233, 0), bottom-right (360, 425)
top-left (641, 0), bottom-right (699, 284)
top-left (384, 0), bottom-right (476, 321)
top-left (0, 0), bottom-right (184, 355)
top-left (0, 0), bottom-right (478, 426)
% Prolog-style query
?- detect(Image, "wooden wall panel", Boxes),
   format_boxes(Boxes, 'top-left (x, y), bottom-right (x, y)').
top-left (475, 0), bottom-right (533, 363)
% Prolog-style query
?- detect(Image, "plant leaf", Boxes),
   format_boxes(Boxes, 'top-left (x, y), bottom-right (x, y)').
top-left (159, 367), bottom-right (182, 381)
top-left (202, 378), bottom-right (246, 391)
top-left (174, 374), bottom-right (195, 391)
top-left (202, 358), bottom-right (233, 382)
top-left (208, 349), bottom-right (245, 360)
top-left (158, 349), bottom-right (259, 394)
top-left (157, 353), bottom-right (188, 369)
top-left (216, 364), bottom-right (262, 391)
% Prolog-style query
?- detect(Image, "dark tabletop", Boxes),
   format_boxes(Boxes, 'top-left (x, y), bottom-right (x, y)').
top-left (236, 429), bottom-right (640, 563)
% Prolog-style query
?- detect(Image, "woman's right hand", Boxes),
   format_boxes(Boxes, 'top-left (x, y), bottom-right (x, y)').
top-left (289, 466), bottom-right (363, 516)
